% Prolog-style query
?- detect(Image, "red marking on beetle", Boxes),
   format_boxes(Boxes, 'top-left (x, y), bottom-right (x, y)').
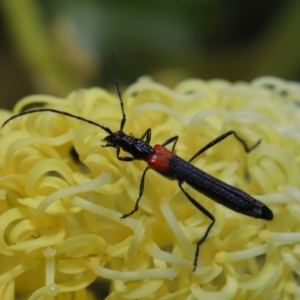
top-left (147, 145), bottom-right (173, 171)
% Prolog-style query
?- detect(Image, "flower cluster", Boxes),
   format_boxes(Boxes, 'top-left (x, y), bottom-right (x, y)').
top-left (0, 76), bottom-right (299, 299)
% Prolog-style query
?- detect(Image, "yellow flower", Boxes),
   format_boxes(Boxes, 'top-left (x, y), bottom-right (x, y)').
top-left (0, 76), bottom-right (299, 299)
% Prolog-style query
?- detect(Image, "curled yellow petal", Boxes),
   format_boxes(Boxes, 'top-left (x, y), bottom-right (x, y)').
top-left (0, 259), bottom-right (39, 285)
top-left (191, 274), bottom-right (238, 300)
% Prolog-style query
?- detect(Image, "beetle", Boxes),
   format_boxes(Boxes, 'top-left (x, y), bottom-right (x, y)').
top-left (2, 54), bottom-right (273, 269)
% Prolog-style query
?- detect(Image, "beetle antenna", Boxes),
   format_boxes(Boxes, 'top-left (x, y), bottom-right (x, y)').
top-left (1, 108), bottom-right (114, 135)
top-left (111, 51), bottom-right (126, 131)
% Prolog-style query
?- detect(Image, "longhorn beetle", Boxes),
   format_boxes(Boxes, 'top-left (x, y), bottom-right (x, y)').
top-left (2, 53), bottom-right (273, 270)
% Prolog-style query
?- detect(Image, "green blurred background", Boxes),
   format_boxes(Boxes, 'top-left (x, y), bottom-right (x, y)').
top-left (1, 0), bottom-right (300, 110)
